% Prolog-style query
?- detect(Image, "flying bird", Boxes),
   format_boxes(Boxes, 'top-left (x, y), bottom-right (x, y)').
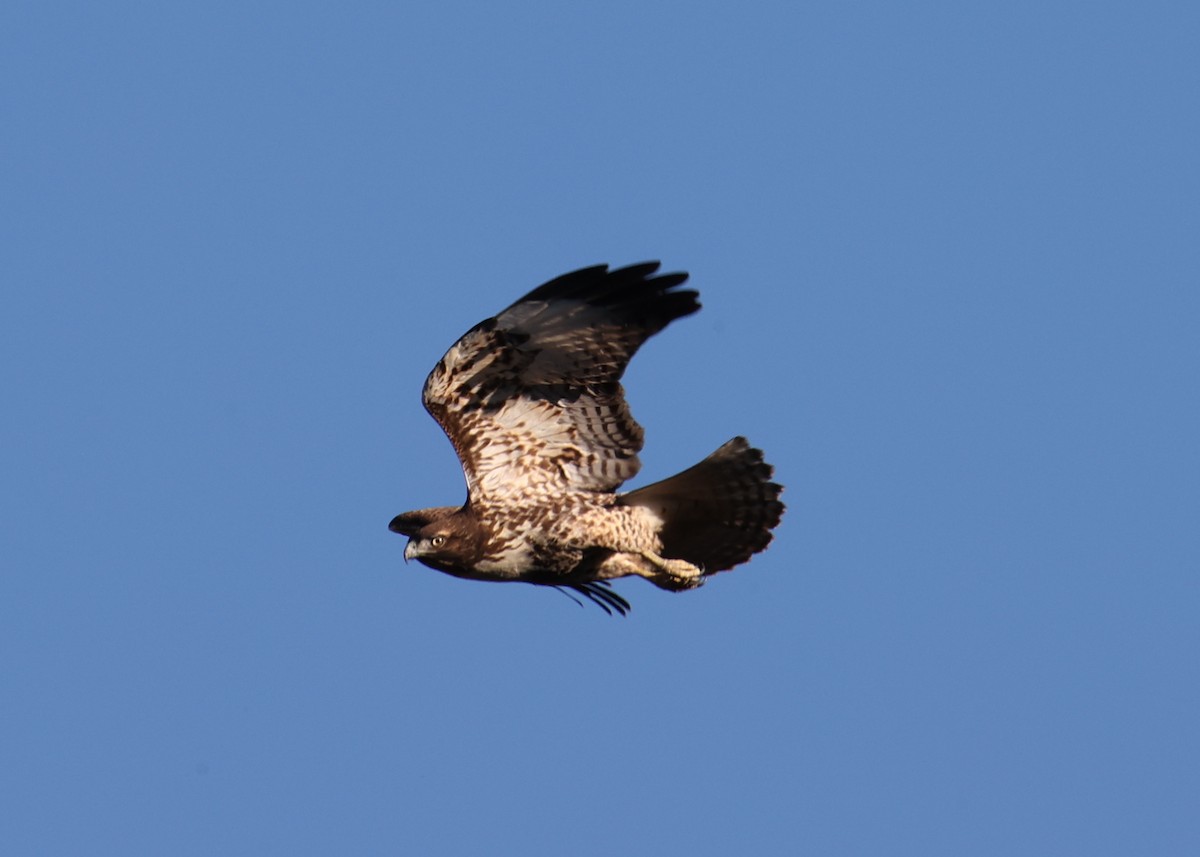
top-left (389, 262), bottom-right (784, 614)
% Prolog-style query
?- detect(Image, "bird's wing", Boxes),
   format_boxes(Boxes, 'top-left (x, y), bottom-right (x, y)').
top-left (422, 262), bottom-right (699, 504)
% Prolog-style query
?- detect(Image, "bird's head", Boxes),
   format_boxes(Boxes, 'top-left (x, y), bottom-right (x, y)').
top-left (389, 505), bottom-right (483, 574)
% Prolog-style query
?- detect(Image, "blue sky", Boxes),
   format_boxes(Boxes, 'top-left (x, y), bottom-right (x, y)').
top-left (3, 1), bottom-right (1198, 854)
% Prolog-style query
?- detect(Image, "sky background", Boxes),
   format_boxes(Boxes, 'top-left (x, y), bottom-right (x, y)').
top-left (3, 1), bottom-right (1198, 854)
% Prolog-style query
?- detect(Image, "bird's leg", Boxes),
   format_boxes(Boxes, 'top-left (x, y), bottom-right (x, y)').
top-left (638, 552), bottom-right (705, 590)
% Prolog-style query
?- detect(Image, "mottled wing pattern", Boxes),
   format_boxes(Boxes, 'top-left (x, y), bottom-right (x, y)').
top-left (422, 262), bottom-right (699, 504)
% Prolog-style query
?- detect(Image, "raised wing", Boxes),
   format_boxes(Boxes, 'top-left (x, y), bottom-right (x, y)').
top-left (422, 262), bottom-right (699, 503)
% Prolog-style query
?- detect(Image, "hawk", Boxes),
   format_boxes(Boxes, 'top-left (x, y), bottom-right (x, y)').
top-left (389, 262), bottom-right (784, 614)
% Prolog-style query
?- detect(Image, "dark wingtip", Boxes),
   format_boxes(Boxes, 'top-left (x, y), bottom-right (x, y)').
top-left (611, 260), bottom-right (663, 279)
top-left (519, 260), bottom-right (693, 309)
top-left (388, 512), bottom-right (421, 536)
top-left (570, 581), bottom-right (632, 616)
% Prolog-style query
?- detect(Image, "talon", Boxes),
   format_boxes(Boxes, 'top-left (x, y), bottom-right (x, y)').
top-left (639, 552), bottom-right (703, 580)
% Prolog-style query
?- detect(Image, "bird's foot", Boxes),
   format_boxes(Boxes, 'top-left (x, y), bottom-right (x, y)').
top-left (639, 552), bottom-right (705, 591)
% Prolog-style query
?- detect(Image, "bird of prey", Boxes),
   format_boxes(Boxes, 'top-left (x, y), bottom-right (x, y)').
top-left (389, 262), bottom-right (784, 614)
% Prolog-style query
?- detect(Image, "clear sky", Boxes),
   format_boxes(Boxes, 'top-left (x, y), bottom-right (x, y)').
top-left (3, 2), bottom-right (1198, 854)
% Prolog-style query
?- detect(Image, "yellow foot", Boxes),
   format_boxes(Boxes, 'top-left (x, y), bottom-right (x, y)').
top-left (639, 552), bottom-right (705, 590)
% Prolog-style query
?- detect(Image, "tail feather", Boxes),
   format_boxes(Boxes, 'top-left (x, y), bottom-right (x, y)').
top-left (622, 437), bottom-right (784, 574)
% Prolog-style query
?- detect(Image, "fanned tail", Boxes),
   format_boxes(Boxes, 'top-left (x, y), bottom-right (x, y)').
top-left (622, 437), bottom-right (784, 575)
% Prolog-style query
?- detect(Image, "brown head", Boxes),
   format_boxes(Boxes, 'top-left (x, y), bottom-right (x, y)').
top-left (388, 505), bottom-right (486, 577)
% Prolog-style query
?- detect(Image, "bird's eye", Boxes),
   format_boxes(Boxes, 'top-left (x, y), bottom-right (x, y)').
top-left (430, 535), bottom-right (447, 548)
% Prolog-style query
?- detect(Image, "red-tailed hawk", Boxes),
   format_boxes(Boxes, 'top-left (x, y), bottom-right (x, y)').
top-left (389, 262), bottom-right (784, 614)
